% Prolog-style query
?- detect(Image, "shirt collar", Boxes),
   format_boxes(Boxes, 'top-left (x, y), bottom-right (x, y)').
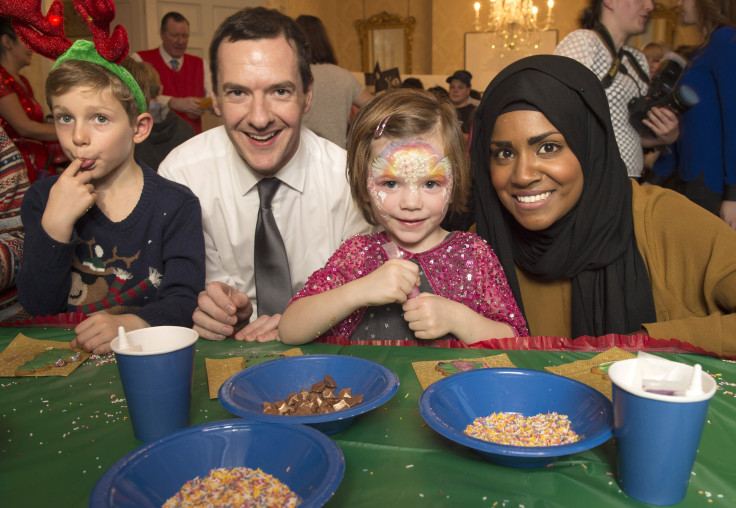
top-left (232, 127), bottom-right (309, 195)
top-left (159, 46), bottom-right (182, 66)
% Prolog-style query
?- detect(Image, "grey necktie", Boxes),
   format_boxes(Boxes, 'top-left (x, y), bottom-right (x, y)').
top-left (254, 178), bottom-right (292, 316)
top-left (170, 59), bottom-right (179, 71)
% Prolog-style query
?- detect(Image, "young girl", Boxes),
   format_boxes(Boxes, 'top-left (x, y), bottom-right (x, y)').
top-left (278, 89), bottom-right (527, 346)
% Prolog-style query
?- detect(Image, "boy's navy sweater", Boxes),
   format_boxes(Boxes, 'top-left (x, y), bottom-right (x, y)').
top-left (18, 163), bottom-right (205, 327)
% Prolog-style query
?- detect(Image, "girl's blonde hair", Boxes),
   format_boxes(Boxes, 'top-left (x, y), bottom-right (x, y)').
top-left (346, 88), bottom-right (470, 226)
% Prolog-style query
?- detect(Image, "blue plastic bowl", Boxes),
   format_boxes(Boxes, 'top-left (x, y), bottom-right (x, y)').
top-left (419, 368), bottom-right (613, 468)
top-left (219, 354), bottom-right (399, 434)
top-left (89, 419), bottom-right (344, 508)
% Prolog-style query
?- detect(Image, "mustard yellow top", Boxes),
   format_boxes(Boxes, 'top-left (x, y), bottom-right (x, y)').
top-left (516, 181), bottom-right (736, 357)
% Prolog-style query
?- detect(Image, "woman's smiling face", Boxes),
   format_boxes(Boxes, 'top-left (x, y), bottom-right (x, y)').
top-left (489, 109), bottom-right (584, 231)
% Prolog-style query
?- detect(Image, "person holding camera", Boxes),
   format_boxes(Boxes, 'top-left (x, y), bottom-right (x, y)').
top-left (555, 0), bottom-right (679, 180)
top-left (644, 0), bottom-right (736, 229)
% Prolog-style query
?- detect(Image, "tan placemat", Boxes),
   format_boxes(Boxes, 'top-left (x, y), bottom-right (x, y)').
top-left (412, 354), bottom-right (516, 390)
top-left (0, 334), bottom-right (91, 377)
top-left (545, 347), bottom-right (636, 399)
top-left (205, 348), bottom-right (303, 398)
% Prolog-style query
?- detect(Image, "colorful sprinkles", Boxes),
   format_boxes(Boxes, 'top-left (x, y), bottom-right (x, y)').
top-left (464, 412), bottom-right (580, 447)
top-left (163, 467), bottom-right (299, 507)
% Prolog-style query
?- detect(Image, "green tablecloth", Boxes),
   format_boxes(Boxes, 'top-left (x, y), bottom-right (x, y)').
top-left (1, 327), bottom-right (735, 507)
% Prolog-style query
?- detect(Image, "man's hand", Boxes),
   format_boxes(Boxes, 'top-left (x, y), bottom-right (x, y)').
top-left (193, 282), bottom-right (253, 340)
top-left (168, 97), bottom-right (206, 118)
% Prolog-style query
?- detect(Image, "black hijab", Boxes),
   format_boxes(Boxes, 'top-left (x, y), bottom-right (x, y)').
top-left (472, 55), bottom-right (656, 337)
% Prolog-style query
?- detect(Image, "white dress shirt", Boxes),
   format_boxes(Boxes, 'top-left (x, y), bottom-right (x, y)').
top-left (159, 126), bottom-right (372, 317)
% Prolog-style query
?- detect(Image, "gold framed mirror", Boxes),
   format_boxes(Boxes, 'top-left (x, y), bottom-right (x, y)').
top-left (355, 11), bottom-right (415, 74)
top-left (631, 2), bottom-right (680, 48)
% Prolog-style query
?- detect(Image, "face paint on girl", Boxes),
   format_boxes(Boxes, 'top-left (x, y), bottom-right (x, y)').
top-left (367, 137), bottom-right (453, 252)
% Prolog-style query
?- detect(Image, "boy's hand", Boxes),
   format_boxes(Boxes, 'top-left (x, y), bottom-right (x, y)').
top-left (356, 259), bottom-right (420, 307)
top-left (402, 293), bottom-right (455, 340)
top-left (193, 281), bottom-right (254, 340)
top-left (41, 159), bottom-right (97, 243)
top-left (71, 312), bottom-right (148, 355)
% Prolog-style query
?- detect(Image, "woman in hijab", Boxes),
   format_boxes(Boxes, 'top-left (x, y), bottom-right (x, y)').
top-left (472, 55), bottom-right (736, 358)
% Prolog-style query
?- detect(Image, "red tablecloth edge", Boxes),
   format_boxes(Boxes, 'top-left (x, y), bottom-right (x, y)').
top-left (0, 312), bottom-right (87, 328)
top-left (317, 333), bottom-right (735, 360)
top-left (4, 315), bottom-right (733, 360)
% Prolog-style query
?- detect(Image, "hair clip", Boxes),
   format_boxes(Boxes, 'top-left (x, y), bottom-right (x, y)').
top-left (374, 114), bottom-right (391, 138)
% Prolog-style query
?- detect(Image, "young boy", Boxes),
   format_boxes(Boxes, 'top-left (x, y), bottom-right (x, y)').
top-left (17, 43), bottom-right (205, 354)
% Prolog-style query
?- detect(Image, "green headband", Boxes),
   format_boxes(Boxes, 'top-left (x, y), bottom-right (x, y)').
top-left (52, 40), bottom-right (147, 114)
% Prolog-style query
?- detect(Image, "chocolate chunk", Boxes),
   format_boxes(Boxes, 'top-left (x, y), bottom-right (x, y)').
top-left (310, 381), bottom-right (325, 393)
top-left (347, 394), bottom-right (363, 407)
top-left (262, 372), bottom-right (363, 415)
top-left (324, 374), bottom-right (338, 388)
top-left (263, 402), bottom-right (279, 415)
top-left (333, 400), bottom-right (349, 411)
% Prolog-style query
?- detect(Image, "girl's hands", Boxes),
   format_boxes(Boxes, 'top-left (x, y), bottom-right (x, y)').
top-left (41, 159), bottom-right (96, 243)
top-left (402, 293), bottom-right (456, 339)
top-left (355, 259), bottom-right (420, 307)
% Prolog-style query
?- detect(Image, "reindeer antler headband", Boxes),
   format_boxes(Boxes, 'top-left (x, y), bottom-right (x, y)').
top-left (1, 0), bottom-right (146, 114)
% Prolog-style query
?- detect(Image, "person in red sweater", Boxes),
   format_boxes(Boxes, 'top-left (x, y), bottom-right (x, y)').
top-left (132, 12), bottom-right (211, 134)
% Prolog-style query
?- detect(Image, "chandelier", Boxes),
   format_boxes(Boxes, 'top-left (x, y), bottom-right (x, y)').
top-left (473, 0), bottom-right (554, 54)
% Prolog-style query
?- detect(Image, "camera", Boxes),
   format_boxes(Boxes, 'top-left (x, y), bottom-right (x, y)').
top-left (628, 52), bottom-right (699, 137)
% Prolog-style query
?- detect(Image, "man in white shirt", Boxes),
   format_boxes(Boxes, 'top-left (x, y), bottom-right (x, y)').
top-left (159, 7), bottom-right (370, 342)
top-left (132, 12), bottom-right (211, 134)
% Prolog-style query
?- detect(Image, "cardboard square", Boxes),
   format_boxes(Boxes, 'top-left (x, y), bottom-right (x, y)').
top-left (412, 354), bottom-right (516, 390)
top-left (545, 347), bottom-right (636, 399)
top-left (205, 348), bottom-right (303, 399)
top-left (0, 334), bottom-right (91, 377)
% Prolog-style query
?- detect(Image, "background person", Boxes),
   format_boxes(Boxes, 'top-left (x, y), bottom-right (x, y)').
top-left (159, 7), bottom-right (371, 342)
top-left (472, 55), bottom-right (736, 357)
top-left (645, 0), bottom-right (736, 228)
top-left (0, 126), bottom-right (30, 323)
top-left (133, 61), bottom-right (194, 170)
top-left (295, 15), bottom-right (372, 149)
top-left (554, 0), bottom-right (679, 180)
top-left (0, 17), bottom-right (60, 182)
top-left (445, 70), bottom-right (475, 142)
top-left (132, 12), bottom-right (211, 134)
top-left (641, 40), bottom-right (671, 77)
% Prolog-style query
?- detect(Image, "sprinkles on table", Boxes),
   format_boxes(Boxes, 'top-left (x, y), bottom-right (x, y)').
top-left (464, 412), bottom-right (581, 447)
top-left (163, 467), bottom-right (299, 507)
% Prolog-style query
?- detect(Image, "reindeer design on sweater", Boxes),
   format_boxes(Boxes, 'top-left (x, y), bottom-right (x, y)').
top-left (69, 237), bottom-right (161, 314)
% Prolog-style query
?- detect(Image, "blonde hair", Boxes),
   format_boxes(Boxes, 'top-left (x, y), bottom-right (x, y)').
top-left (134, 61), bottom-right (162, 99)
top-left (346, 88), bottom-right (470, 226)
top-left (46, 57), bottom-right (150, 125)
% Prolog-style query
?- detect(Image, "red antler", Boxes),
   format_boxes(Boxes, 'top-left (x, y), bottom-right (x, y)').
top-left (73, 0), bottom-right (128, 64)
top-left (0, 0), bottom-right (71, 60)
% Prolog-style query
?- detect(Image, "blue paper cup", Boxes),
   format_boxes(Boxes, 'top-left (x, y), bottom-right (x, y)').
top-left (609, 358), bottom-right (716, 505)
top-left (111, 326), bottom-right (199, 442)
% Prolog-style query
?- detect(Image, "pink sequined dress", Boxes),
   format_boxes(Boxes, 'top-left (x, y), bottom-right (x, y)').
top-left (291, 231), bottom-right (528, 345)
